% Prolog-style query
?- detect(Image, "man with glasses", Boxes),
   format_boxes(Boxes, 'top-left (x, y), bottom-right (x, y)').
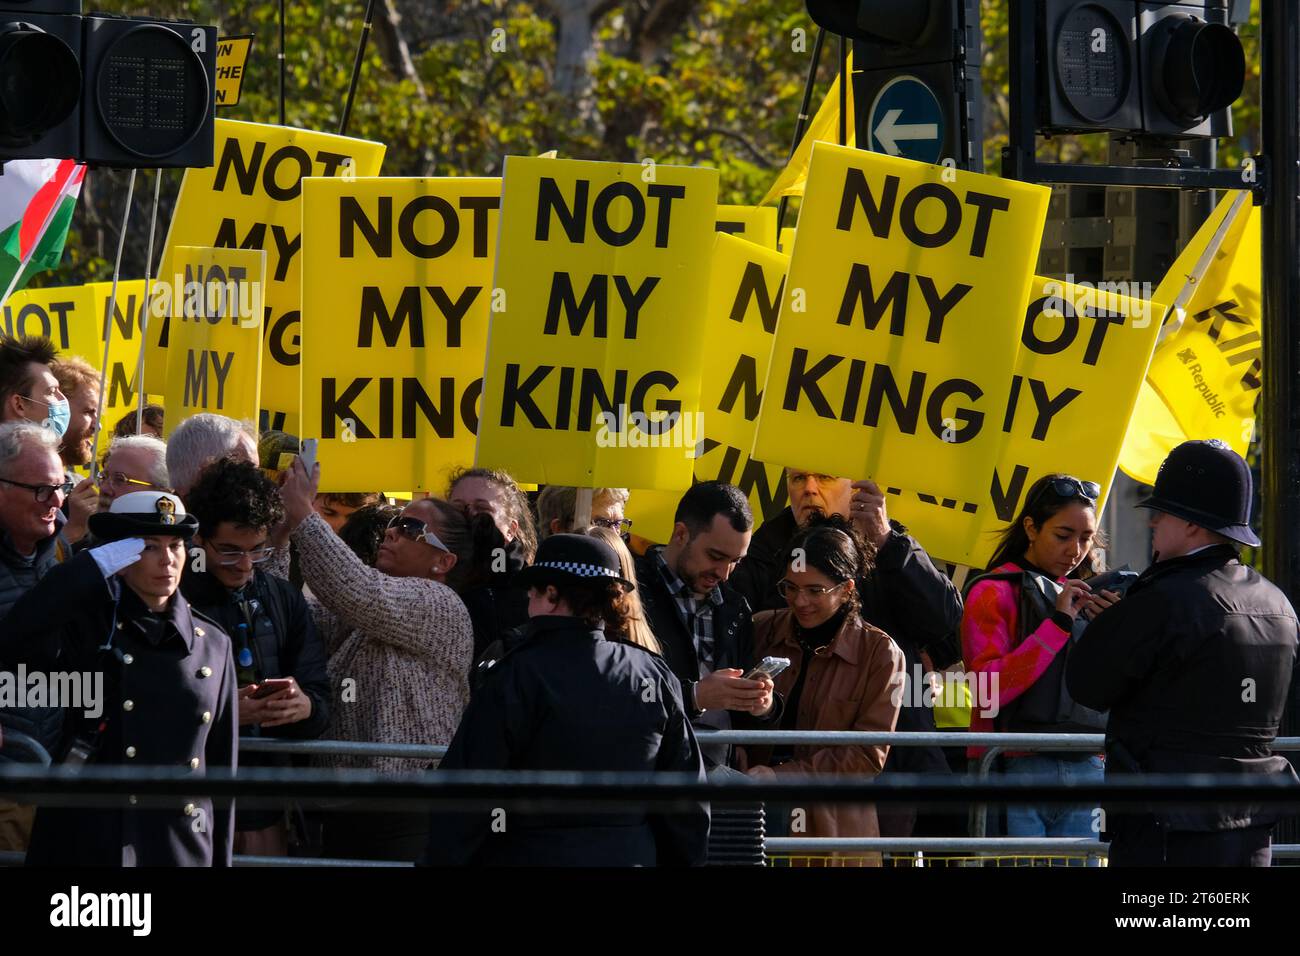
top-left (180, 457), bottom-right (330, 857)
top-left (535, 484), bottom-right (630, 541)
top-left (0, 421), bottom-right (75, 850)
top-left (97, 435), bottom-right (171, 512)
top-left (635, 481), bottom-right (778, 771)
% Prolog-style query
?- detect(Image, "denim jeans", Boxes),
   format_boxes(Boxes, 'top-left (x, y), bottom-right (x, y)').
top-left (1004, 754), bottom-right (1105, 840)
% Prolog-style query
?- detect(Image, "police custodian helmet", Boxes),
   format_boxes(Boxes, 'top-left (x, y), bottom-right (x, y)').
top-left (1137, 439), bottom-right (1261, 547)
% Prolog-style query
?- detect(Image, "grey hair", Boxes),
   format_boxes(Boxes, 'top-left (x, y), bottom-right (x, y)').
top-left (106, 434), bottom-right (169, 489)
top-left (166, 413), bottom-right (258, 493)
top-left (0, 421), bottom-right (59, 477)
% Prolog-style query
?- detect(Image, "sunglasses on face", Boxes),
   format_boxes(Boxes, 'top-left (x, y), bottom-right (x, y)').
top-left (591, 516), bottom-right (633, 535)
top-left (387, 515), bottom-right (449, 551)
top-left (777, 579), bottom-right (849, 600)
top-left (0, 477), bottom-right (74, 503)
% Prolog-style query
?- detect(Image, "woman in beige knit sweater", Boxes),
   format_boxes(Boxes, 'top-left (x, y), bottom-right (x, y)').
top-left (279, 458), bottom-right (474, 861)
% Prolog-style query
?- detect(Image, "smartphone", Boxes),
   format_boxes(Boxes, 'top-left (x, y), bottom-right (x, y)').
top-left (299, 438), bottom-right (317, 473)
top-left (744, 656), bottom-right (791, 681)
top-left (251, 678), bottom-right (294, 700)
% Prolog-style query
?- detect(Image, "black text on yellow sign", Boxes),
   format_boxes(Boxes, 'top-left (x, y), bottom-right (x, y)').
top-left (154, 120), bottom-right (386, 435)
top-left (215, 35), bottom-right (253, 108)
top-left (477, 157), bottom-right (717, 491)
top-left (753, 142), bottom-right (1050, 504)
top-left (302, 178), bottom-right (501, 492)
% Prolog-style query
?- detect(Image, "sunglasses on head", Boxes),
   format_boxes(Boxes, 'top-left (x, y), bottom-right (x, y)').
top-left (387, 515), bottom-right (449, 551)
top-left (1033, 476), bottom-right (1101, 507)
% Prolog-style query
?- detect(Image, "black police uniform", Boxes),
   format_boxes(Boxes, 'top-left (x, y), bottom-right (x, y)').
top-left (1068, 440), bottom-right (1300, 866)
top-left (426, 614), bottom-right (710, 866)
top-left (0, 551), bottom-right (239, 866)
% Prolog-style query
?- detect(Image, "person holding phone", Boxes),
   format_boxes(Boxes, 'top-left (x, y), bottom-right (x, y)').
top-left (181, 457), bottom-right (331, 857)
top-left (961, 473), bottom-right (1112, 843)
top-left (278, 456), bottom-right (474, 862)
top-left (743, 515), bottom-right (906, 866)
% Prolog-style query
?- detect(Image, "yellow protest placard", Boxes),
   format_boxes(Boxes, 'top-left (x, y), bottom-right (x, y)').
top-left (3, 285), bottom-right (91, 353)
top-left (301, 177), bottom-right (500, 493)
top-left (630, 234), bottom-right (790, 543)
top-left (715, 205), bottom-right (777, 248)
top-left (162, 247), bottom-right (266, 437)
top-left (476, 156), bottom-right (718, 490)
top-left (88, 280), bottom-right (151, 458)
top-left (752, 142), bottom-right (1050, 503)
top-left (215, 35), bottom-right (254, 108)
top-left (152, 120), bottom-right (386, 434)
top-left (886, 277), bottom-right (1165, 568)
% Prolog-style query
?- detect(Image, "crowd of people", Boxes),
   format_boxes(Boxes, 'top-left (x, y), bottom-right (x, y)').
top-left (0, 331), bottom-right (1296, 868)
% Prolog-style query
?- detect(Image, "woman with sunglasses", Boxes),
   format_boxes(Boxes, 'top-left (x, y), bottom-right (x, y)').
top-left (962, 473), bottom-right (1115, 843)
top-left (278, 457), bottom-right (475, 862)
top-left (742, 515), bottom-right (906, 866)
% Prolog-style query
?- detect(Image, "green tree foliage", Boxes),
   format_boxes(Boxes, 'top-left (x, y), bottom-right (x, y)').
top-left (41, 0), bottom-right (1264, 288)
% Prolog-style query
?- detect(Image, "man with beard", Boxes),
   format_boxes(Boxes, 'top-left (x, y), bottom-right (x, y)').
top-left (50, 357), bottom-right (100, 547)
top-left (634, 481), bottom-right (777, 771)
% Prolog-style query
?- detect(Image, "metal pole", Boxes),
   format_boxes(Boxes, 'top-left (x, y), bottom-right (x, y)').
top-left (278, 0), bottom-right (287, 126)
top-left (775, 27), bottom-right (827, 252)
top-left (339, 0), bottom-right (380, 137)
top-left (838, 33), bottom-right (847, 147)
top-left (1260, 0), bottom-right (1300, 838)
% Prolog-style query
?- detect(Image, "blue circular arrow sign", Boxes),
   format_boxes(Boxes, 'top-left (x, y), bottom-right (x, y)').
top-left (868, 75), bottom-right (945, 165)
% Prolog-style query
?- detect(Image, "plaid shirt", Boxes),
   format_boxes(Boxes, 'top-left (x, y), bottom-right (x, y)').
top-left (650, 546), bottom-right (724, 674)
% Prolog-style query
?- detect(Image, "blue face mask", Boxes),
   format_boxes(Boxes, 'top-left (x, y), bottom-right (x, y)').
top-left (23, 395), bottom-right (71, 438)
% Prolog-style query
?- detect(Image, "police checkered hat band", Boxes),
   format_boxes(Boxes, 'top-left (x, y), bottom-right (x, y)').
top-left (515, 533), bottom-right (635, 590)
top-left (532, 560), bottom-right (620, 579)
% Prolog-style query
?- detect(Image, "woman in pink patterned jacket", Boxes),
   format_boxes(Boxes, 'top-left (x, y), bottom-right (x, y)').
top-left (961, 473), bottom-right (1115, 842)
top-left (279, 458), bottom-right (474, 861)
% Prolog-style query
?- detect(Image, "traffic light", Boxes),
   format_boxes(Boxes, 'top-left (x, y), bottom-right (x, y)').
top-left (0, 1), bottom-right (216, 168)
top-left (1038, 1), bottom-right (1246, 139)
top-left (805, 0), bottom-right (983, 170)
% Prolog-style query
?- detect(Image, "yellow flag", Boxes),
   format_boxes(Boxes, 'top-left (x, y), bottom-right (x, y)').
top-left (1118, 192), bottom-right (1260, 484)
top-left (759, 57), bottom-right (855, 207)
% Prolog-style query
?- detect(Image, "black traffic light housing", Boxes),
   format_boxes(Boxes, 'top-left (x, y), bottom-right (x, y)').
top-left (0, 1), bottom-right (217, 168)
top-left (805, 0), bottom-right (984, 170)
top-left (1038, 0), bottom-right (1245, 138)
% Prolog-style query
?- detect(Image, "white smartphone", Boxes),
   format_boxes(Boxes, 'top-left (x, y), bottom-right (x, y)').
top-left (744, 656), bottom-right (791, 681)
top-left (299, 438), bottom-right (318, 473)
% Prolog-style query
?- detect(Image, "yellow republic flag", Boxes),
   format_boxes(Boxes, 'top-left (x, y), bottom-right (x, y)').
top-left (759, 56), bottom-right (855, 206)
top-left (1118, 191), bottom-right (1260, 484)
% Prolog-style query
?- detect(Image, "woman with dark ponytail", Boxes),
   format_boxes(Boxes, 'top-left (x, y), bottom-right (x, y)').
top-left (742, 515), bottom-right (906, 866)
top-left (962, 473), bottom-right (1114, 842)
top-left (426, 534), bottom-right (708, 866)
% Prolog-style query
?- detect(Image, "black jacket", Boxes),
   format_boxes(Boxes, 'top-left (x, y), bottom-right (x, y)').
top-left (460, 539), bottom-right (532, 663)
top-left (0, 516), bottom-right (67, 761)
top-left (1069, 545), bottom-right (1300, 832)
top-left (181, 566), bottom-right (331, 831)
top-left (0, 551), bottom-right (238, 866)
top-left (728, 509), bottom-right (963, 774)
top-left (425, 615), bottom-right (709, 866)
top-left (634, 547), bottom-right (781, 769)
top-left (180, 567), bottom-right (331, 740)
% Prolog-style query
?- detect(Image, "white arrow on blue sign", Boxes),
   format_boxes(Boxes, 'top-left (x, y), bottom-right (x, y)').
top-left (867, 75), bottom-right (946, 165)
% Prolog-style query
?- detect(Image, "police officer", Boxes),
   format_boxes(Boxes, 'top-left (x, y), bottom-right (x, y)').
top-left (426, 534), bottom-right (710, 866)
top-left (0, 491), bottom-right (238, 866)
top-left (1068, 440), bottom-right (1299, 866)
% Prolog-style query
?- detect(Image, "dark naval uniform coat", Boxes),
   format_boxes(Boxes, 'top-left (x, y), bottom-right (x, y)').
top-left (0, 550), bottom-right (238, 866)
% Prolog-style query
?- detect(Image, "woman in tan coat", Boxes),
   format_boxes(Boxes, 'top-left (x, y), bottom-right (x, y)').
top-left (745, 516), bottom-right (906, 866)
